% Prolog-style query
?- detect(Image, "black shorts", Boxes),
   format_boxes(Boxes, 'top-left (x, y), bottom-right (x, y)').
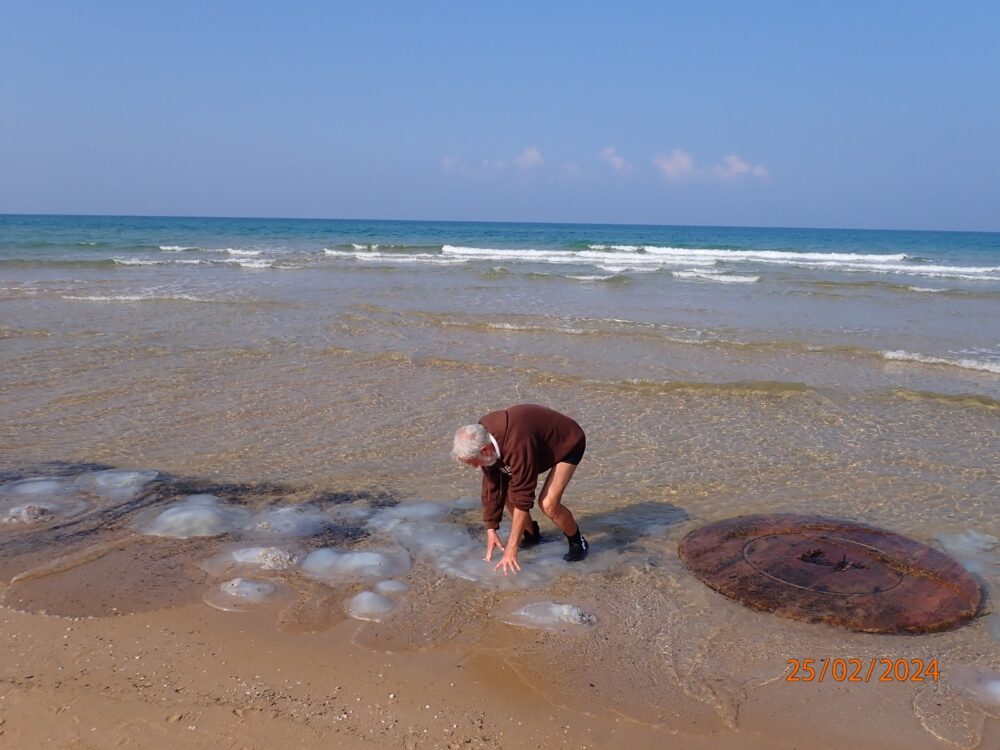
top-left (561, 436), bottom-right (586, 465)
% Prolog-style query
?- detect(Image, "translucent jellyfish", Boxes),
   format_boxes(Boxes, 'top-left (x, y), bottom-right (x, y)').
top-left (382, 520), bottom-right (476, 556)
top-left (243, 505), bottom-right (329, 538)
top-left (346, 591), bottom-right (398, 622)
top-left (936, 530), bottom-right (999, 576)
top-left (499, 600), bottom-right (599, 632)
top-left (138, 494), bottom-right (251, 538)
top-left (990, 613), bottom-right (1000, 645)
top-left (200, 544), bottom-right (303, 577)
top-left (300, 547), bottom-right (411, 584)
top-left (203, 577), bottom-right (293, 612)
top-left (435, 546), bottom-right (560, 590)
top-left (0, 477), bottom-right (73, 500)
top-left (1, 495), bottom-right (88, 527)
top-left (374, 579), bottom-right (410, 597)
top-left (73, 469), bottom-right (159, 502)
top-left (366, 502), bottom-right (449, 534)
top-left (949, 666), bottom-right (1000, 705)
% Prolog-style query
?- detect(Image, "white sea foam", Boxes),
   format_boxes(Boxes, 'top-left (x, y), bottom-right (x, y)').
top-left (62, 294), bottom-right (211, 302)
top-left (907, 286), bottom-right (946, 293)
top-left (567, 274), bottom-right (618, 282)
top-left (346, 591), bottom-right (398, 621)
top-left (159, 245), bottom-right (199, 251)
top-left (138, 495), bottom-right (251, 538)
top-left (883, 350), bottom-right (1000, 374)
top-left (672, 270), bottom-right (760, 284)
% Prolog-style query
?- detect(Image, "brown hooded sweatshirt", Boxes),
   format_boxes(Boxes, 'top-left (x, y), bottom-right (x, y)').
top-left (478, 404), bottom-right (586, 529)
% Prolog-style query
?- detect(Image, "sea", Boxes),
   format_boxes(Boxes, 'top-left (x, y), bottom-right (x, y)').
top-left (1, 214), bottom-right (999, 747)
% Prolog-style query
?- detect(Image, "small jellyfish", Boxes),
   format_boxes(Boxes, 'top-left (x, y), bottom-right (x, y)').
top-left (73, 469), bottom-right (159, 502)
top-left (346, 591), bottom-right (398, 622)
top-left (500, 601), bottom-right (599, 632)
top-left (2, 503), bottom-right (57, 525)
top-left (200, 545), bottom-right (302, 577)
top-left (374, 579), bottom-right (410, 597)
top-left (203, 577), bottom-right (292, 612)
top-left (0, 477), bottom-right (73, 500)
top-left (366, 502), bottom-right (449, 534)
top-left (138, 495), bottom-right (250, 538)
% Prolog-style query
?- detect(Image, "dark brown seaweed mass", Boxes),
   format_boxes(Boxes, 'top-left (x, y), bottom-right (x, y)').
top-left (678, 514), bottom-right (983, 634)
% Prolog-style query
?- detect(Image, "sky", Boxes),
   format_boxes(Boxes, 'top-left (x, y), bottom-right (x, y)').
top-left (2, 2), bottom-right (999, 231)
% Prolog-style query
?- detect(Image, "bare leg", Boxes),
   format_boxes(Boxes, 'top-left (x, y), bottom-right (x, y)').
top-left (537, 462), bottom-right (579, 536)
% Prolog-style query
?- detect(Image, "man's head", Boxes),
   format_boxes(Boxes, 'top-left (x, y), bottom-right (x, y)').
top-left (452, 424), bottom-right (498, 468)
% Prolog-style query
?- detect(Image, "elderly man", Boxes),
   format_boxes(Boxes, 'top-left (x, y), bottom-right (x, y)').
top-left (452, 404), bottom-right (589, 574)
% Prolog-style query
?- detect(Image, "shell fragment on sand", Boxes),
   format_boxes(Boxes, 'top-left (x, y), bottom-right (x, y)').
top-left (678, 514), bottom-right (983, 634)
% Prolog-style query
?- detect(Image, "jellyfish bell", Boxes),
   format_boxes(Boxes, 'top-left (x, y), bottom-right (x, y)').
top-left (137, 494), bottom-right (251, 538)
top-left (374, 579), bottom-right (410, 597)
top-left (73, 469), bottom-right (159, 502)
top-left (345, 590), bottom-right (398, 622)
top-left (203, 577), bottom-right (294, 612)
top-left (300, 547), bottom-right (411, 584)
top-left (0, 477), bottom-right (74, 500)
top-left (498, 600), bottom-right (599, 633)
top-left (200, 544), bottom-right (304, 578)
top-left (243, 505), bottom-right (329, 538)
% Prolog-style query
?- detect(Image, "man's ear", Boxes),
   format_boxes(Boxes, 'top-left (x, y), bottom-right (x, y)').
top-left (480, 444), bottom-right (493, 456)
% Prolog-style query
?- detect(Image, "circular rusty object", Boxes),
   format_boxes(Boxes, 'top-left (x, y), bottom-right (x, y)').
top-left (678, 514), bottom-right (982, 634)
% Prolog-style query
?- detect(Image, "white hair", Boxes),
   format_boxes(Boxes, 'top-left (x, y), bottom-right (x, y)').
top-left (452, 424), bottom-right (491, 461)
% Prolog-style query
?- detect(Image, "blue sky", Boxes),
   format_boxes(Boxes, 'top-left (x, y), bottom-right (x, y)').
top-left (2, 2), bottom-right (998, 230)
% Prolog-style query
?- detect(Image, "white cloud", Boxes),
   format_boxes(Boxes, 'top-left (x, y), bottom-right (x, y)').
top-left (563, 162), bottom-right (584, 177)
top-left (712, 155), bottom-right (769, 181)
top-left (600, 146), bottom-right (629, 173)
top-left (652, 149), bottom-right (695, 181)
top-left (441, 156), bottom-right (462, 172)
top-left (482, 158), bottom-right (507, 170)
top-left (514, 146), bottom-right (543, 169)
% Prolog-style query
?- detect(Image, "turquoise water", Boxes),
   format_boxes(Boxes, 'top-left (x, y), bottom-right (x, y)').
top-left (2, 214), bottom-right (999, 396)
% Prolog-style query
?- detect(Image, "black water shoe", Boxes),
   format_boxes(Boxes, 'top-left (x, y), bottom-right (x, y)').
top-left (563, 531), bottom-right (589, 562)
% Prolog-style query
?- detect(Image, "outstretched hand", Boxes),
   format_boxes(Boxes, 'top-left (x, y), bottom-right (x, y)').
top-left (484, 529), bottom-right (506, 562)
top-left (494, 550), bottom-right (521, 575)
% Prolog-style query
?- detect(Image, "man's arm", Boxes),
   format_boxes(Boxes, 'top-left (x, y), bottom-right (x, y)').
top-left (494, 507), bottom-right (529, 575)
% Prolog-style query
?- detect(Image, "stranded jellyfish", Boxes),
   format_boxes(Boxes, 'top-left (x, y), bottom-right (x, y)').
top-left (200, 544), bottom-right (303, 577)
top-left (499, 600), bottom-right (599, 632)
top-left (300, 547), bottom-right (411, 584)
top-left (679, 514), bottom-right (983, 634)
top-left (345, 591), bottom-right (398, 622)
top-left (138, 494), bottom-right (251, 538)
top-left (203, 577), bottom-right (293, 612)
top-left (73, 469), bottom-right (159, 502)
top-left (0, 477), bottom-right (88, 526)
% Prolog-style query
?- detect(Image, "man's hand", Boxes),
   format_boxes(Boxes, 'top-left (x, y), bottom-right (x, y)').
top-left (494, 548), bottom-right (521, 575)
top-left (484, 529), bottom-right (506, 561)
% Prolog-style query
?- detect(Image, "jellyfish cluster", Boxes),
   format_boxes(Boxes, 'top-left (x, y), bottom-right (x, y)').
top-left (1, 470), bottom-right (158, 527)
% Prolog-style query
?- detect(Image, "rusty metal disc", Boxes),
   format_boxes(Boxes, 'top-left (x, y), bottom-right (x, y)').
top-left (678, 514), bottom-right (982, 634)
